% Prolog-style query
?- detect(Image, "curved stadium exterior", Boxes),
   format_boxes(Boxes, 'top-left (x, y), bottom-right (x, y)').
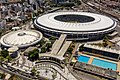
top-left (34, 12), bottom-right (117, 40)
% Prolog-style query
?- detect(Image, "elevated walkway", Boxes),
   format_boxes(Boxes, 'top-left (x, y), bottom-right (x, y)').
top-left (39, 34), bottom-right (72, 67)
top-left (51, 34), bottom-right (67, 55)
top-left (57, 41), bottom-right (72, 56)
top-left (39, 53), bottom-right (65, 61)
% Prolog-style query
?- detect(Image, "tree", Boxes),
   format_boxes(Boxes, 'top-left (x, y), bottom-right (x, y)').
top-left (28, 49), bottom-right (39, 61)
top-left (67, 47), bottom-right (73, 53)
top-left (70, 62), bottom-right (74, 66)
top-left (52, 72), bottom-right (57, 80)
top-left (31, 67), bottom-right (37, 76)
top-left (36, 71), bottom-right (40, 77)
top-left (103, 35), bottom-right (109, 42)
top-left (38, 39), bottom-right (45, 47)
top-left (49, 36), bottom-right (56, 40)
top-left (0, 56), bottom-right (4, 62)
top-left (103, 42), bottom-right (108, 47)
top-left (46, 42), bottom-right (52, 51)
top-left (0, 50), bottom-right (9, 58)
top-left (59, 2), bottom-right (75, 7)
top-left (74, 0), bottom-right (81, 5)
top-left (21, 0), bottom-right (25, 3)
top-left (6, 56), bottom-right (12, 62)
top-left (0, 73), bottom-right (5, 79)
top-left (79, 44), bottom-right (84, 51)
top-left (41, 47), bottom-right (46, 53)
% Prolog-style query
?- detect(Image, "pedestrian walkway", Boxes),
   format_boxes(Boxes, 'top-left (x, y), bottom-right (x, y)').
top-left (88, 57), bottom-right (94, 64)
top-left (51, 34), bottom-right (67, 55)
top-left (35, 63), bottom-right (77, 80)
top-left (57, 41), bottom-right (72, 56)
top-left (69, 43), bottom-right (79, 63)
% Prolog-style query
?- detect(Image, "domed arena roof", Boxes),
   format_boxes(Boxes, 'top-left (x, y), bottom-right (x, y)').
top-left (0, 30), bottom-right (43, 48)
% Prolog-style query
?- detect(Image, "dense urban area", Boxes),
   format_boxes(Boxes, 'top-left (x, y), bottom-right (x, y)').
top-left (0, 0), bottom-right (120, 80)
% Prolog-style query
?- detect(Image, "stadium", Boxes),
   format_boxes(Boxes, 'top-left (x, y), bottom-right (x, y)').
top-left (34, 12), bottom-right (117, 40)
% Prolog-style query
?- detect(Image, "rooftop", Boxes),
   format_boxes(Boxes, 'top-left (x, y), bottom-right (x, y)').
top-left (36, 12), bottom-right (116, 32)
top-left (84, 44), bottom-right (120, 55)
top-left (0, 30), bottom-right (43, 48)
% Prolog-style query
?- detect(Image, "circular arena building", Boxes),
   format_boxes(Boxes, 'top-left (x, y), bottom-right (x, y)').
top-left (34, 12), bottom-right (117, 40)
top-left (0, 30), bottom-right (43, 48)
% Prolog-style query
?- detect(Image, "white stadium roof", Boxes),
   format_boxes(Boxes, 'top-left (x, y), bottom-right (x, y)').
top-left (0, 30), bottom-right (43, 48)
top-left (35, 12), bottom-right (116, 33)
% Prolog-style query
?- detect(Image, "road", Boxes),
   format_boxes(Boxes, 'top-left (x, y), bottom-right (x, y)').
top-left (35, 62), bottom-right (77, 80)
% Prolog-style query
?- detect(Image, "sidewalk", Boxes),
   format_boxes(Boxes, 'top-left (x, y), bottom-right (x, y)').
top-left (36, 63), bottom-right (77, 80)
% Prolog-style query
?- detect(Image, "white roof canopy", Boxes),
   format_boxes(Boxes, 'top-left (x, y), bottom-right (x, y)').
top-left (36, 12), bottom-right (116, 33)
top-left (1, 30), bottom-right (43, 48)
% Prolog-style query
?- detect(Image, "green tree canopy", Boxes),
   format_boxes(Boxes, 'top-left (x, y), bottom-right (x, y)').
top-left (79, 44), bottom-right (84, 51)
top-left (67, 47), bottom-right (73, 53)
top-left (49, 36), bottom-right (56, 41)
top-left (0, 50), bottom-right (9, 58)
top-left (49, 36), bottom-right (56, 44)
top-left (38, 39), bottom-right (46, 47)
top-left (46, 42), bottom-right (52, 51)
top-left (41, 47), bottom-right (46, 53)
top-left (28, 49), bottom-right (39, 61)
top-left (31, 67), bottom-right (37, 76)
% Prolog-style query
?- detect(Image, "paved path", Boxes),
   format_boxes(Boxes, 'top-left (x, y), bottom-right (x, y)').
top-left (35, 63), bottom-right (77, 80)
top-left (69, 43), bottom-right (79, 63)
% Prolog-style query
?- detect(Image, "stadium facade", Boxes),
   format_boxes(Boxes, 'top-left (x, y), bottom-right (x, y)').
top-left (34, 12), bottom-right (117, 40)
